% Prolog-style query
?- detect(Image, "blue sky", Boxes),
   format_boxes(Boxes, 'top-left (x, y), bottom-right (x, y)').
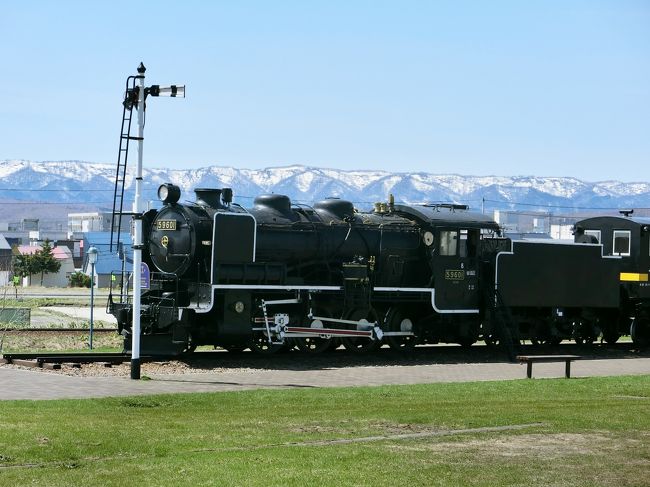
top-left (2, 1), bottom-right (648, 181)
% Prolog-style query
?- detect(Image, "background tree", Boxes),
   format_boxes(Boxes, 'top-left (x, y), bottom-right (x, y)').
top-left (12, 240), bottom-right (61, 286)
top-left (34, 240), bottom-right (61, 286)
top-left (13, 253), bottom-right (36, 280)
top-left (68, 271), bottom-right (91, 288)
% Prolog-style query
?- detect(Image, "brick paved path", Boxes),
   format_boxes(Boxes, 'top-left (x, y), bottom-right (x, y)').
top-left (2, 358), bottom-right (649, 400)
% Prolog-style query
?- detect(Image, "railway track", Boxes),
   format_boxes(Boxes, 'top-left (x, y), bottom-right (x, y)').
top-left (1, 327), bottom-right (118, 333)
top-left (0, 352), bottom-right (150, 370)
top-left (0, 342), bottom-right (644, 371)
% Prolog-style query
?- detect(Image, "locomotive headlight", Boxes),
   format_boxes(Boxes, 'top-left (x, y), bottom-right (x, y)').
top-left (158, 183), bottom-right (181, 204)
top-left (234, 301), bottom-right (245, 313)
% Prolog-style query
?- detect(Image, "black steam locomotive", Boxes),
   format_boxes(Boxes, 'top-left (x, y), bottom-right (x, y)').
top-left (108, 184), bottom-right (649, 355)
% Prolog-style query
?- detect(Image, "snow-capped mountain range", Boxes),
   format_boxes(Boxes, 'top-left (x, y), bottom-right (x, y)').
top-left (1, 159), bottom-right (650, 214)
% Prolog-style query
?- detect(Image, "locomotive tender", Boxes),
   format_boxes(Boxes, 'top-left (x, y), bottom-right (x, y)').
top-left (108, 183), bottom-right (647, 356)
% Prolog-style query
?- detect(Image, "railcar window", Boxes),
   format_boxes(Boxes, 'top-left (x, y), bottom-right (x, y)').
top-left (613, 230), bottom-right (631, 256)
top-left (439, 230), bottom-right (458, 256)
top-left (585, 230), bottom-right (601, 243)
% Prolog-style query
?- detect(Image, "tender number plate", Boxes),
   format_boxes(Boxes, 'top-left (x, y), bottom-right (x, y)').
top-left (157, 219), bottom-right (177, 231)
top-left (444, 269), bottom-right (465, 281)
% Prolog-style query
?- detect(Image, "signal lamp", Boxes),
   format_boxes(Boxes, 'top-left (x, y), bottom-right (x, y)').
top-left (158, 183), bottom-right (181, 204)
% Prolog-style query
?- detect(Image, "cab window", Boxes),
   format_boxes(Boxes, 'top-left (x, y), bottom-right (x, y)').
top-left (439, 230), bottom-right (458, 256)
top-left (585, 230), bottom-right (601, 243)
top-left (458, 229), bottom-right (478, 258)
top-left (613, 230), bottom-right (631, 256)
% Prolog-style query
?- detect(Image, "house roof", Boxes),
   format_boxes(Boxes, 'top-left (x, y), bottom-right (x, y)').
top-left (17, 245), bottom-right (39, 256)
top-left (17, 245), bottom-right (71, 261)
top-left (0, 234), bottom-right (10, 251)
top-left (82, 232), bottom-right (132, 247)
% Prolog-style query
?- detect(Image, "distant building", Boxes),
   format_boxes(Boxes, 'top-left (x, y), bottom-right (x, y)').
top-left (16, 244), bottom-right (75, 287)
top-left (503, 231), bottom-right (553, 241)
top-left (493, 210), bottom-right (551, 234)
top-left (68, 212), bottom-right (131, 235)
top-left (550, 224), bottom-right (575, 240)
top-left (0, 235), bottom-right (12, 286)
top-left (21, 218), bottom-right (39, 231)
top-left (82, 232), bottom-right (133, 288)
top-left (68, 212), bottom-right (109, 233)
top-left (55, 239), bottom-right (83, 269)
top-left (0, 228), bottom-right (68, 247)
top-left (493, 210), bottom-right (585, 239)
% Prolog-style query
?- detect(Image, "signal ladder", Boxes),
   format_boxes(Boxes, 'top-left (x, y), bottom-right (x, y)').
top-left (110, 74), bottom-right (142, 253)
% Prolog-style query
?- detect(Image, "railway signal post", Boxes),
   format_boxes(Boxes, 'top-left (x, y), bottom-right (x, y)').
top-left (126, 63), bottom-right (185, 379)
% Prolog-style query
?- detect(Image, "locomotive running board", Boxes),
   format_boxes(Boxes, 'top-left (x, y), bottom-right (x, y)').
top-left (195, 285), bottom-right (478, 314)
top-left (374, 287), bottom-right (480, 314)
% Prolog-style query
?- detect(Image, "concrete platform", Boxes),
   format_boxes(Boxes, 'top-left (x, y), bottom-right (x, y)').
top-left (2, 357), bottom-right (649, 401)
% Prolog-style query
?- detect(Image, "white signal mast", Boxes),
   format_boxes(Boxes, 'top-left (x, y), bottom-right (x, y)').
top-left (128, 62), bottom-right (185, 379)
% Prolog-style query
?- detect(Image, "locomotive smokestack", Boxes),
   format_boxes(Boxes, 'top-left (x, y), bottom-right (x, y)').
top-left (221, 188), bottom-right (233, 205)
top-left (195, 188), bottom-right (223, 208)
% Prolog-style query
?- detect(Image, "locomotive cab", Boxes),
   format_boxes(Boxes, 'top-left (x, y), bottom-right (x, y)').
top-left (392, 204), bottom-right (500, 313)
top-left (431, 227), bottom-right (481, 311)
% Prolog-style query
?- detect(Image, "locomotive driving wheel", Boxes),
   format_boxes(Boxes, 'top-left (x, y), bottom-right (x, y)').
top-left (384, 306), bottom-right (418, 351)
top-left (294, 308), bottom-right (338, 354)
top-left (250, 332), bottom-right (286, 353)
top-left (340, 308), bottom-right (382, 353)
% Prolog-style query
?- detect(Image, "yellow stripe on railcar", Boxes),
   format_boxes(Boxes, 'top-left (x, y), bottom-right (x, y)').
top-left (620, 272), bottom-right (649, 282)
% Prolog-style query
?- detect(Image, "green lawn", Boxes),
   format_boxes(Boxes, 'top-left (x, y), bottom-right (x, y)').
top-left (1, 376), bottom-right (649, 486)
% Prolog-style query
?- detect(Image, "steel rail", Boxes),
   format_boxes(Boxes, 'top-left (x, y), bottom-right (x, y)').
top-left (1, 327), bottom-right (118, 333)
top-left (0, 352), bottom-right (158, 368)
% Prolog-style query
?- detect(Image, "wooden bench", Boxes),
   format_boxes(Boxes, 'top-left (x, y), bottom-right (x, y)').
top-left (516, 355), bottom-right (581, 379)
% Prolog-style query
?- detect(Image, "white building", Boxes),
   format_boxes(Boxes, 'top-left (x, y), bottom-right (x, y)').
top-left (0, 235), bottom-right (12, 286)
top-left (68, 212), bottom-right (113, 233)
top-left (16, 244), bottom-right (76, 287)
top-left (550, 224), bottom-right (575, 240)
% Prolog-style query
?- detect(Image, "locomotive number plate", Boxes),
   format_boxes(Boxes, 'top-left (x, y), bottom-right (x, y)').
top-left (157, 219), bottom-right (177, 230)
top-left (444, 269), bottom-right (465, 281)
